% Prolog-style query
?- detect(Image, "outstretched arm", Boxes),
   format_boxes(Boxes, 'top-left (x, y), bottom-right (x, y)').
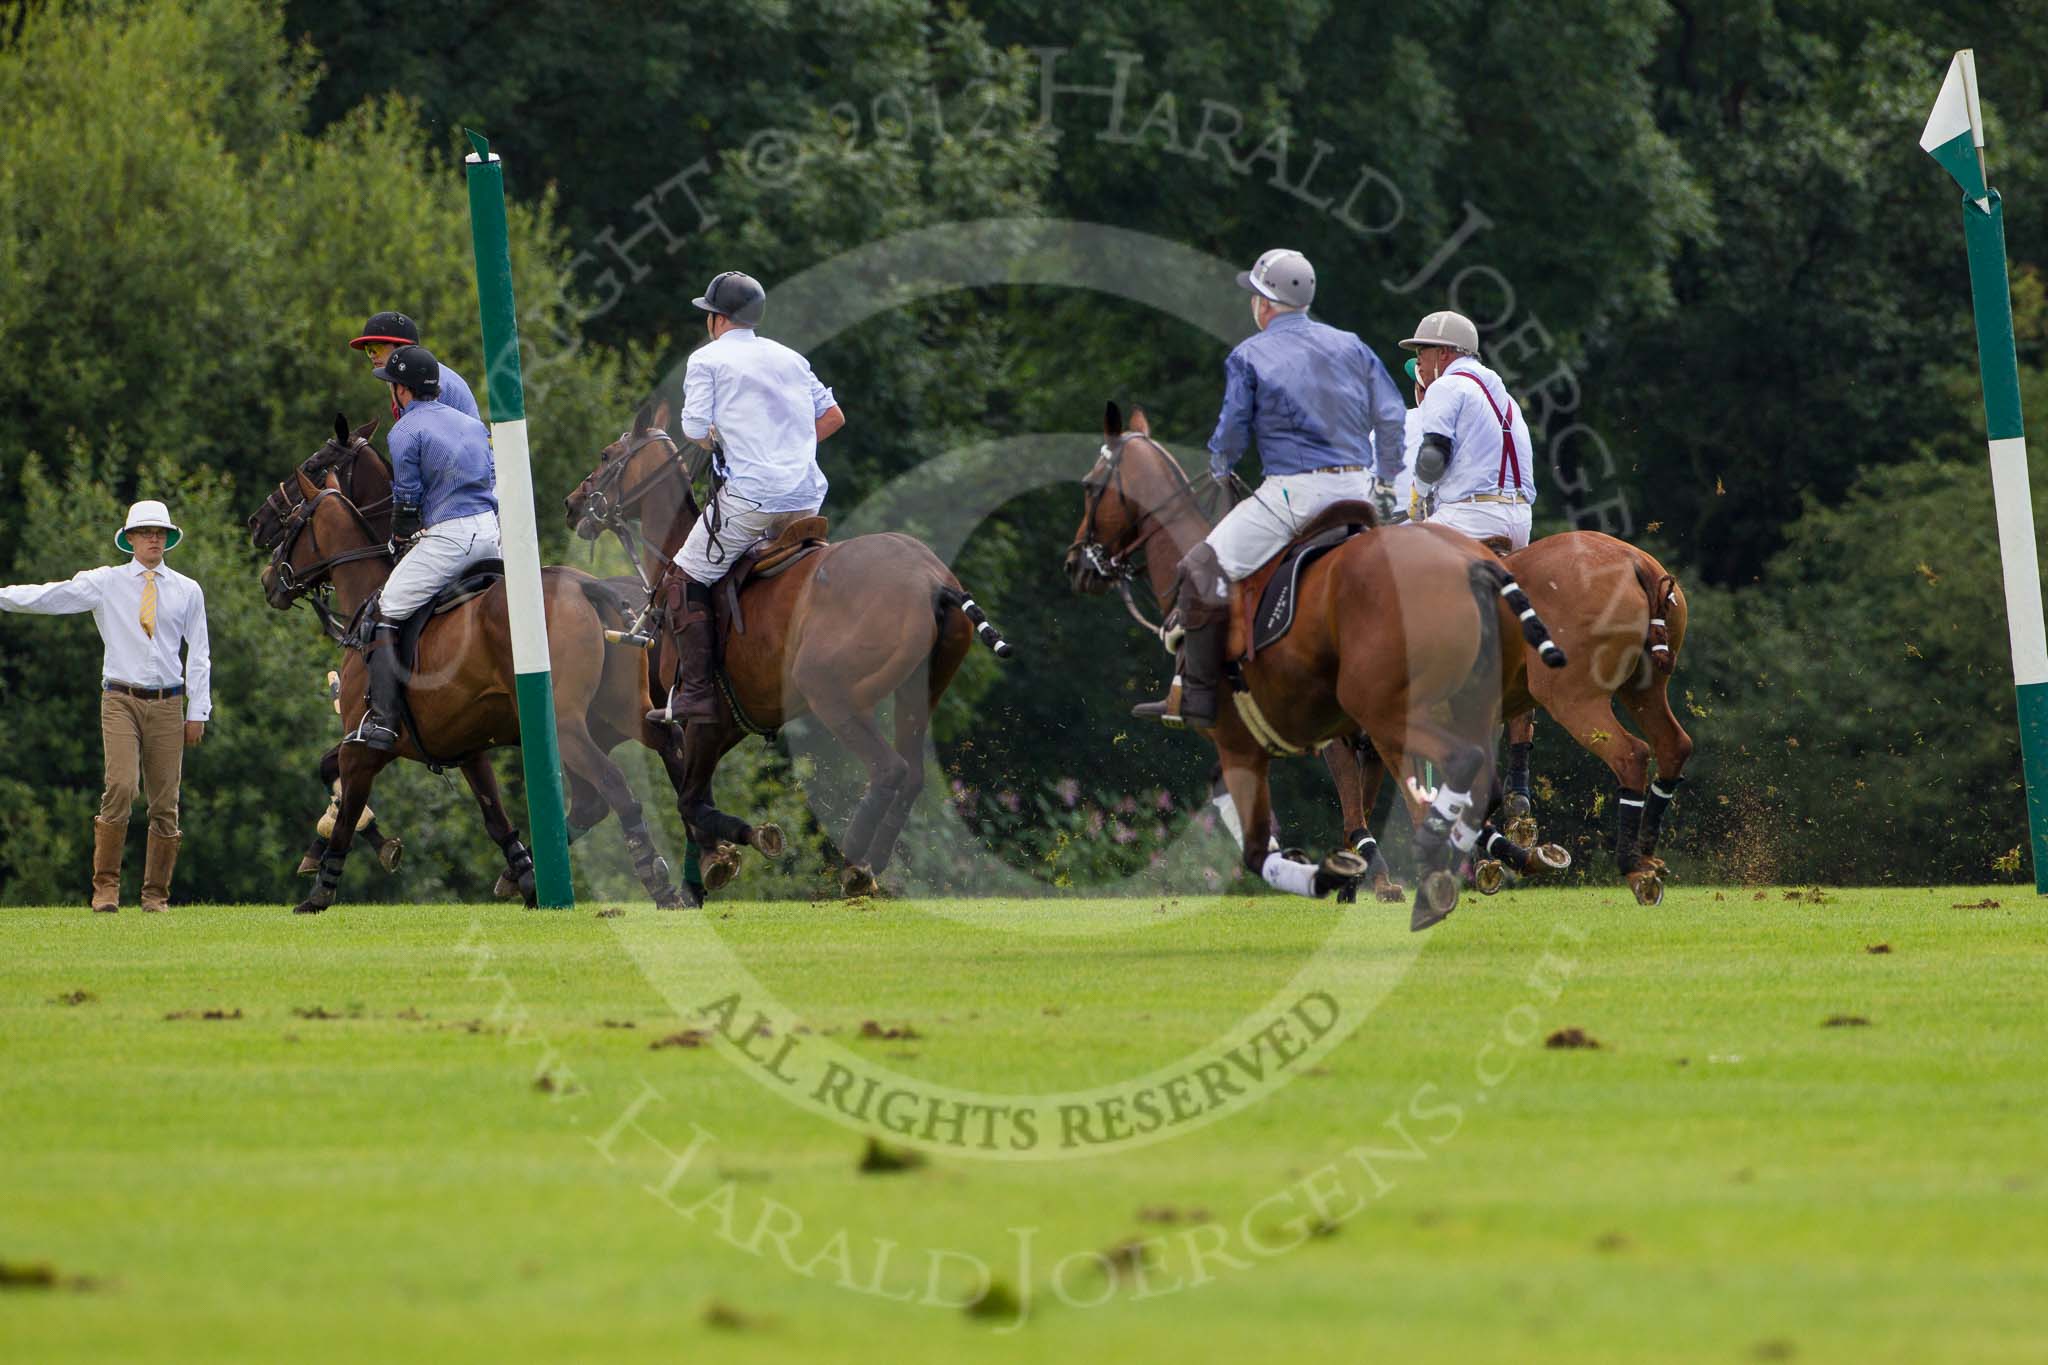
top-left (0, 569), bottom-right (105, 615)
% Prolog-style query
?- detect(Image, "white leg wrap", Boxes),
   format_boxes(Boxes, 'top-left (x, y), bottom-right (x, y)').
top-left (1429, 785), bottom-right (1473, 829)
top-left (1449, 819), bottom-right (1482, 853)
top-left (1260, 850), bottom-right (1318, 897)
top-left (1212, 789), bottom-right (1244, 846)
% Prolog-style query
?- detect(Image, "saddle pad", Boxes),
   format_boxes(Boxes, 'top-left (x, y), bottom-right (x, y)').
top-left (1247, 527), bottom-right (1364, 655)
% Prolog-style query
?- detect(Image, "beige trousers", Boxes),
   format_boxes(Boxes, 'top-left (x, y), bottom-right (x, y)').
top-left (100, 690), bottom-right (184, 837)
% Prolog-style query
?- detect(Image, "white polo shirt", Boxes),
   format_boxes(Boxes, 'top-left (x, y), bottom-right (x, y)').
top-left (0, 558), bottom-right (213, 719)
top-left (680, 327), bottom-right (838, 514)
top-left (1416, 356), bottom-right (1536, 506)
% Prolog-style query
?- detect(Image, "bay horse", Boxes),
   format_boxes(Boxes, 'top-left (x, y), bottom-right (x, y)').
top-left (249, 430), bottom-right (685, 914)
top-left (564, 397), bottom-right (1013, 897)
top-left (1066, 404), bottom-right (1570, 929)
top-left (1071, 404), bottom-right (1692, 906)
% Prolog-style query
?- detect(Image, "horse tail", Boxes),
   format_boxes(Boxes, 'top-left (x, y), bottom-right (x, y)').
top-left (936, 585), bottom-right (1014, 659)
top-left (1634, 556), bottom-right (1681, 673)
top-left (1473, 560), bottom-right (1566, 669)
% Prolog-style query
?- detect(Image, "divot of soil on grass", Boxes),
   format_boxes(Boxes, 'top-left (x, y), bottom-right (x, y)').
top-left (702, 1299), bottom-right (771, 1331)
top-left (1137, 1206), bottom-right (1210, 1224)
top-left (51, 989), bottom-right (96, 1006)
top-left (1593, 1231), bottom-right (1631, 1252)
top-left (394, 1007), bottom-right (427, 1021)
top-left (164, 1008), bottom-right (242, 1021)
top-left (650, 1029), bottom-right (709, 1050)
top-left (1751, 1339), bottom-right (1797, 1361)
top-left (1822, 1014), bottom-right (1871, 1028)
top-left (600, 1019), bottom-right (636, 1029)
top-left (1100, 1240), bottom-right (1152, 1278)
top-left (1952, 898), bottom-right (2001, 909)
top-left (1782, 887), bottom-right (1832, 904)
top-left (1865, 943), bottom-right (1892, 955)
top-left (858, 1138), bottom-right (926, 1175)
top-left (595, 907), bottom-right (625, 919)
top-left (964, 1280), bottom-right (1021, 1320)
top-left (858, 1020), bottom-right (922, 1041)
top-left (292, 1006), bottom-right (344, 1020)
top-left (0, 1260), bottom-right (101, 1293)
top-left (1545, 1027), bottom-right (1601, 1050)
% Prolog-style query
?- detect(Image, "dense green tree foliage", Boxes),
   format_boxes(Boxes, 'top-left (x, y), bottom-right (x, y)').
top-left (6, 0), bottom-right (2048, 898)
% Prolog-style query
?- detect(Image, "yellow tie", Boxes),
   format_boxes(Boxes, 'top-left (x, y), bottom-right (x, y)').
top-left (139, 569), bottom-right (157, 640)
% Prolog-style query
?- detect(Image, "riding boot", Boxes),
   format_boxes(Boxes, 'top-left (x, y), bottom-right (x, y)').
top-left (356, 623), bottom-right (404, 752)
top-left (91, 817), bottom-right (125, 912)
top-left (141, 831), bottom-right (180, 913)
top-left (648, 580), bottom-right (721, 726)
top-left (1135, 545), bottom-right (1231, 728)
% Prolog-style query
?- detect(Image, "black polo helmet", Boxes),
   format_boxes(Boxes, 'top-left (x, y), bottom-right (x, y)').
top-left (691, 271), bottom-right (766, 327)
top-left (371, 344), bottom-right (441, 398)
top-left (350, 311), bottom-right (420, 350)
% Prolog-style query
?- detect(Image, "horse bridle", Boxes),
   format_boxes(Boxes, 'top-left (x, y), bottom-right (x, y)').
top-left (254, 436), bottom-right (388, 542)
top-left (1076, 431), bottom-right (1244, 643)
top-left (573, 427), bottom-right (697, 529)
top-left (263, 486), bottom-right (393, 640)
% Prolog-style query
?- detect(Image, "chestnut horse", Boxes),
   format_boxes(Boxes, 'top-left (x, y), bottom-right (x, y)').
top-left (1066, 404), bottom-right (1570, 929)
top-left (565, 398), bottom-right (1014, 897)
top-left (250, 441), bottom-right (684, 915)
top-left (1071, 405), bottom-right (1693, 905)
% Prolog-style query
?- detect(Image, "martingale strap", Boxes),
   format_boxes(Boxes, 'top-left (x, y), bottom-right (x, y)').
top-left (1450, 370), bottom-right (1526, 495)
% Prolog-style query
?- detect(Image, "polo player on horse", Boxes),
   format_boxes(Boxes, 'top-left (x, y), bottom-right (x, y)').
top-left (351, 344), bottom-right (501, 751)
top-left (1400, 309), bottom-right (1537, 551)
top-left (1134, 248), bottom-right (1408, 728)
top-left (647, 270), bottom-right (846, 726)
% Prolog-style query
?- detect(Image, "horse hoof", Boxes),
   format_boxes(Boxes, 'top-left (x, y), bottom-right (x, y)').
top-left (294, 855), bottom-right (319, 877)
top-left (1531, 843), bottom-right (1572, 873)
top-left (1410, 870), bottom-right (1460, 931)
top-left (291, 900), bottom-right (326, 916)
top-left (654, 885), bottom-right (693, 911)
top-left (1474, 860), bottom-right (1506, 896)
top-left (703, 843), bottom-right (742, 893)
top-left (1627, 869), bottom-right (1665, 906)
top-left (1335, 882), bottom-right (1358, 905)
top-left (750, 822), bottom-right (786, 859)
top-left (1506, 814), bottom-right (1539, 848)
top-left (842, 864), bottom-right (879, 899)
top-left (1373, 876), bottom-right (1406, 904)
top-left (378, 836), bottom-right (404, 873)
top-left (1503, 792), bottom-right (1532, 820)
top-left (519, 871), bottom-right (538, 909)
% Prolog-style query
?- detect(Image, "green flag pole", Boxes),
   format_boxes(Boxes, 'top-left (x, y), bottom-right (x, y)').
top-left (463, 129), bottom-right (574, 908)
top-left (1921, 52), bottom-right (2048, 892)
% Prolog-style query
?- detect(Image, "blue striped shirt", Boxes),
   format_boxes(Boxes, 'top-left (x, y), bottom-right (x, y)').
top-left (1207, 311), bottom-right (1408, 482)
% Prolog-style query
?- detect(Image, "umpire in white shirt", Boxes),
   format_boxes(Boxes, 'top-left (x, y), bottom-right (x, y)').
top-left (0, 500), bottom-right (211, 911)
top-left (1400, 310), bottom-right (1537, 551)
top-left (649, 270), bottom-right (845, 725)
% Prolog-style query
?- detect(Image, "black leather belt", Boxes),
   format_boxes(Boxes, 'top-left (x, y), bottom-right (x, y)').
top-left (105, 681), bottom-right (184, 700)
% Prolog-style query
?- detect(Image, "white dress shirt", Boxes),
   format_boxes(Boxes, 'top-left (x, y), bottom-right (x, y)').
top-left (680, 327), bottom-right (837, 514)
top-left (1416, 356), bottom-right (1537, 506)
top-left (0, 558), bottom-right (213, 719)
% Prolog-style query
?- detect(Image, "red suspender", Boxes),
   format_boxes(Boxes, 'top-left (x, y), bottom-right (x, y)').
top-left (1450, 369), bottom-right (1524, 493)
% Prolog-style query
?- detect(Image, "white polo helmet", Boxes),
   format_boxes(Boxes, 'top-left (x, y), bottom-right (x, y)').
top-left (1399, 310), bottom-right (1480, 354)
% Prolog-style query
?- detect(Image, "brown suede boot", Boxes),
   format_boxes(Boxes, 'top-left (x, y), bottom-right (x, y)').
top-left (91, 818), bottom-right (125, 913)
top-left (141, 831), bottom-right (181, 913)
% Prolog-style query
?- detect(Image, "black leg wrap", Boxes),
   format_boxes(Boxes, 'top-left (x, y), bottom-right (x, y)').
top-left (1614, 788), bottom-right (1646, 874)
top-left (315, 848), bottom-right (346, 896)
top-left (1415, 809), bottom-right (1455, 870)
top-left (1642, 776), bottom-right (1684, 858)
top-left (622, 823), bottom-right (680, 905)
top-left (1507, 742), bottom-right (1533, 800)
top-left (1480, 824), bottom-right (1529, 872)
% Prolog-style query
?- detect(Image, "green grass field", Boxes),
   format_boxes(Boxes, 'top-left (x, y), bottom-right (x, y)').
top-left (4, 886), bottom-right (2045, 1363)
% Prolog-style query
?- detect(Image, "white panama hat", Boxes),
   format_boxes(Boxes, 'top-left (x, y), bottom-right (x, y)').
top-left (117, 499), bottom-right (182, 553)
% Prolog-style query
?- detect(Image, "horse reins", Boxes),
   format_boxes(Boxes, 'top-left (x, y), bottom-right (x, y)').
top-left (1078, 432), bottom-right (1245, 644)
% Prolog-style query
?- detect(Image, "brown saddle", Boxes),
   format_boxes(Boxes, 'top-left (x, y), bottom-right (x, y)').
top-left (1225, 500), bottom-right (1379, 660)
top-left (716, 514), bottom-right (829, 637)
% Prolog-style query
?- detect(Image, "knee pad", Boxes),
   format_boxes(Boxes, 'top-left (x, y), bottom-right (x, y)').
top-left (1178, 543), bottom-right (1229, 610)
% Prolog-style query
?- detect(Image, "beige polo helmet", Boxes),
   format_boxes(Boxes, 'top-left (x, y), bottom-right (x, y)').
top-left (1399, 309), bottom-right (1480, 354)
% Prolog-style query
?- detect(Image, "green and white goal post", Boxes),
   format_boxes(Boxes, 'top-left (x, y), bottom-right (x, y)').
top-left (463, 129), bottom-right (575, 908)
top-left (1921, 51), bottom-right (2048, 893)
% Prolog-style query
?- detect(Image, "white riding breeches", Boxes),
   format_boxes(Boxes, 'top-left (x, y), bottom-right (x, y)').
top-left (676, 491), bottom-right (817, 584)
top-left (1205, 470), bottom-right (1375, 581)
top-left (380, 511), bottom-right (502, 619)
top-left (1426, 498), bottom-right (1532, 550)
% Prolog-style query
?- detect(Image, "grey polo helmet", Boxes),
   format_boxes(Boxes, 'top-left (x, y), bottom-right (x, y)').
top-left (1237, 249), bottom-right (1316, 308)
top-left (692, 271), bottom-right (767, 327)
top-left (1399, 310), bottom-right (1480, 354)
